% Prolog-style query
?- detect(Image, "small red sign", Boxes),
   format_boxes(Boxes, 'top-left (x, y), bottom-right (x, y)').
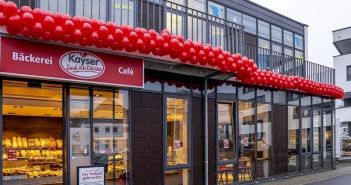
top-left (0, 37), bottom-right (144, 88)
top-left (223, 139), bottom-right (229, 149)
top-left (7, 150), bottom-right (17, 160)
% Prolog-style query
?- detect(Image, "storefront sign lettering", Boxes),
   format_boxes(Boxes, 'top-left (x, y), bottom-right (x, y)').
top-left (12, 52), bottom-right (53, 65)
top-left (0, 37), bottom-right (144, 88)
top-left (60, 51), bottom-right (105, 79)
top-left (78, 166), bottom-right (105, 185)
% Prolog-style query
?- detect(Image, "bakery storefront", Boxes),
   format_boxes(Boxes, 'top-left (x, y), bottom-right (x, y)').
top-left (0, 36), bottom-right (142, 185)
top-left (0, 35), bottom-right (338, 185)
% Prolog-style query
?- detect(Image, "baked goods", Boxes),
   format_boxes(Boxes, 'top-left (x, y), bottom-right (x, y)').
top-left (12, 137), bottom-right (18, 148)
top-left (35, 138), bottom-right (40, 148)
top-left (4, 139), bottom-right (11, 148)
top-left (22, 138), bottom-right (28, 148)
top-left (17, 137), bottom-right (23, 148)
top-left (28, 139), bottom-right (35, 147)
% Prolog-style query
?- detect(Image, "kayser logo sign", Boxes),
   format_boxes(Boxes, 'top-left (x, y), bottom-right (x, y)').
top-left (0, 37), bottom-right (144, 88)
top-left (59, 51), bottom-right (105, 79)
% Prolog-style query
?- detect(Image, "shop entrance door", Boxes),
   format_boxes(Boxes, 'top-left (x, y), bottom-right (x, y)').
top-left (2, 80), bottom-right (64, 185)
top-left (69, 87), bottom-right (130, 185)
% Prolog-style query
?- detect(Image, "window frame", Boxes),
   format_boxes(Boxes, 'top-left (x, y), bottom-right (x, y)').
top-left (347, 66), bottom-right (351, 81)
top-left (217, 101), bottom-right (236, 164)
top-left (164, 95), bottom-right (192, 169)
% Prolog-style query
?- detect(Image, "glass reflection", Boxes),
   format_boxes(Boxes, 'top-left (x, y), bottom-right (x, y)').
top-left (256, 101), bottom-right (272, 178)
top-left (238, 101), bottom-right (255, 182)
top-left (217, 164), bottom-right (234, 184)
top-left (288, 93), bottom-right (299, 172)
top-left (70, 87), bottom-right (91, 185)
top-left (93, 90), bottom-right (129, 184)
top-left (166, 98), bottom-right (188, 166)
top-left (323, 99), bottom-right (332, 167)
top-left (217, 103), bottom-right (235, 161)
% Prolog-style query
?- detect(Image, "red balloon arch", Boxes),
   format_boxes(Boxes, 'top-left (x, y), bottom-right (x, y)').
top-left (0, 1), bottom-right (344, 99)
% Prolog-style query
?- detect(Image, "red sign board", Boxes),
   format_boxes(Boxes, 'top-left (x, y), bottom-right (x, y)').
top-left (7, 150), bottom-right (17, 160)
top-left (0, 37), bottom-right (144, 88)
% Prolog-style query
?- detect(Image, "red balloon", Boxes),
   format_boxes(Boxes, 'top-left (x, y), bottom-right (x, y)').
top-left (148, 29), bottom-right (158, 39)
top-left (20, 27), bottom-right (31, 36)
top-left (21, 12), bottom-right (35, 27)
top-left (121, 37), bottom-right (130, 48)
top-left (42, 31), bottom-right (52, 41)
top-left (81, 22), bottom-right (93, 37)
top-left (104, 34), bottom-right (115, 47)
top-left (62, 34), bottom-right (73, 44)
top-left (31, 22), bottom-right (44, 38)
top-left (106, 21), bottom-right (117, 32)
top-left (143, 32), bottom-right (152, 44)
top-left (19, 6), bottom-right (32, 15)
top-left (72, 29), bottom-right (82, 42)
top-left (53, 13), bottom-right (65, 25)
top-left (43, 16), bottom-right (55, 31)
top-left (128, 31), bottom-right (138, 42)
top-left (72, 16), bottom-right (84, 27)
top-left (90, 18), bottom-right (103, 31)
top-left (0, 12), bottom-right (6, 25)
top-left (52, 26), bottom-right (64, 40)
top-left (136, 39), bottom-right (144, 50)
top-left (32, 8), bottom-right (45, 21)
top-left (4, 1), bottom-right (17, 17)
top-left (179, 52), bottom-right (188, 63)
top-left (90, 32), bottom-right (99, 44)
top-left (0, 0), bottom-right (5, 12)
top-left (63, 19), bottom-right (75, 34)
top-left (98, 25), bottom-right (109, 39)
top-left (114, 28), bottom-right (124, 42)
top-left (189, 56), bottom-right (198, 64)
top-left (156, 36), bottom-right (164, 47)
top-left (7, 15), bottom-right (22, 30)
top-left (148, 39), bottom-right (156, 50)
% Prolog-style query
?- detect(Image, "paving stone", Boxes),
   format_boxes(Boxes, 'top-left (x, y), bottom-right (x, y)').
top-left (260, 163), bottom-right (351, 185)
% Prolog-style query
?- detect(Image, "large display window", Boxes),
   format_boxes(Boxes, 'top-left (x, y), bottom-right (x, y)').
top-left (92, 89), bottom-right (129, 184)
top-left (165, 97), bottom-right (189, 185)
top-left (2, 80), bottom-right (63, 185)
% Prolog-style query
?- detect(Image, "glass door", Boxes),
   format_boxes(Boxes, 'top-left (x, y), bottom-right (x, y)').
top-left (164, 96), bottom-right (190, 185)
top-left (92, 89), bottom-right (129, 185)
top-left (69, 87), bottom-right (91, 185)
top-left (217, 102), bottom-right (236, 184)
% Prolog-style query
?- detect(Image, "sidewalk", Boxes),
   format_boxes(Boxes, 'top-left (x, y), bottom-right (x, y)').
top-left (260, 163), bottom-right (351, 185)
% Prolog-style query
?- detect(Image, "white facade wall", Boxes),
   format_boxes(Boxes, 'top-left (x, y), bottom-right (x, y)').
top-left (334, 53), bottom-right (351, 158)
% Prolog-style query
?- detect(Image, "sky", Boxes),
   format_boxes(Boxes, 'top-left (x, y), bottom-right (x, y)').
top-left (251, 0), bottom-right (351, 67)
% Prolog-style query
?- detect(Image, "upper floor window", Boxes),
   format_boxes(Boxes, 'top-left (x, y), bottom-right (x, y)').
top-left (168, 0), bottom-right (185, 5)
top-left (188, 0), bottom-right (206, 12)
top-left (295, 34), bottom-right (304, 50)
top-left (347, 66), bottom-right (351, 81)
top-left (284, 30), bottom-right (293, 47)
top-left (227, 8), bottom-right (242, 25)
top-left (271, 25), bottom-right (282, 43)
top-left (295, 50), bottom-right (304, 60)
top-left (272, 43), bottom-right (282, 54)
top-left (76, 0), bottom-right (107, 21)
top-left (243, 14), bottom-right (257, 35)
top-left (284, 47), bottom-right (293, 57)
top-left (208, 1), bottom-right (225, 19)
top-left (39, 0), bottom-right (69, 14)
top-left (111, 0), bottom-right (134, 26)
top-left (258, 20), bottom-right (270, 39)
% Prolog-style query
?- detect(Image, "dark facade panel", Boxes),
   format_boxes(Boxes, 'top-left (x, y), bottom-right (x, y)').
top-left (215, 0), bottom-right (305, 35)
top-left (131, 91), bottom-right (163, 185)
top-left (192, 97), bottom-right (205, 185)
